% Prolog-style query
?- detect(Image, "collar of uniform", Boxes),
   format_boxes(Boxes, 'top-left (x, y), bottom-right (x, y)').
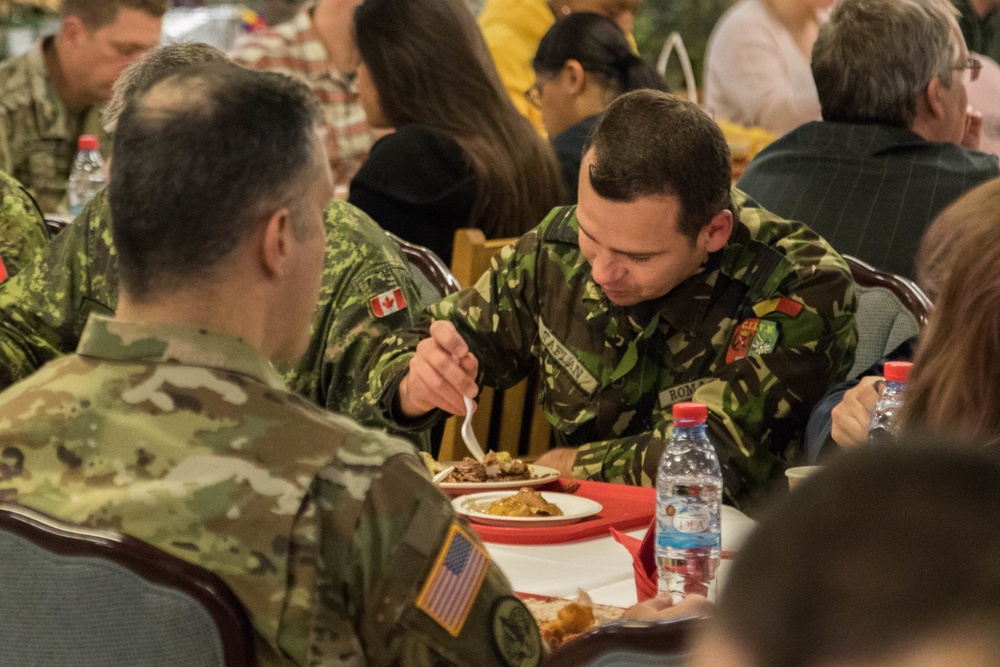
top-left (652, 251), bottom-right (722, 336)
top-left (26, 36), bottom-right (69, 142)
top-left (76, 315), bottom-right (288, 391)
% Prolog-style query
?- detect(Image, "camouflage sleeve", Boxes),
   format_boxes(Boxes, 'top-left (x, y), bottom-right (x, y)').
top-left (365, 230), bottom-right (546, 431)
top-left (281, 201), bottom-right (427, 444)
top-left (0, 172), bottom-right (49, 278)
top-left (313, 451), bottom-right (542, 667)
top-left (0, 190), bottom-right (116, 389)
top-left (574, 252), bottom-right (858, 510)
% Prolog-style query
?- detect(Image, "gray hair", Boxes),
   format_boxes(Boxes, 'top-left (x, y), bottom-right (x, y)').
top-left (812, 0), bottom-right (963, 127)
top-left (102, 42), bottom-right (228, 132)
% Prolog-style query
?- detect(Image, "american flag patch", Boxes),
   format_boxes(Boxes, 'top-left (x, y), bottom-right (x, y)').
top-left (416, 523), bottom-right (490, 636)
top-left (370, 288), bottom-right (407, 318)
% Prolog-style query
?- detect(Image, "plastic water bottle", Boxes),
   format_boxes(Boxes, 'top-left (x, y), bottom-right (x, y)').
top-left (656, 402), bottom-right (722, 603)
top-left (868, 361), bottom-right (913, 445)
top-left (68, 135), bottom-right (106, 216)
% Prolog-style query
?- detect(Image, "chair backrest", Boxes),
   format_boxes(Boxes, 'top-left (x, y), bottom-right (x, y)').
top-left (439, 228), bottom-right (552, 461)
top-left (0, 503), bottom-right (256, 667)
top-left (45, 215), bottom-right (73, 237)
top-left (387, 231), bottom-right (461, 304)
top-left (543, 616), bottom-right (700, 667)
top-left (844, 255), bottom-right (932, 379)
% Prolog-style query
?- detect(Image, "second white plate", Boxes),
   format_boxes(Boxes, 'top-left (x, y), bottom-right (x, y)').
top-left (453, 491), bottom-right (602, 527)
top-left (437, 464), bottom-right (561, 496)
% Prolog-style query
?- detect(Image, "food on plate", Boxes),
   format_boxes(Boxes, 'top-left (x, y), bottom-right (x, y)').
top-left (522, 590), bottom-right (624, 648)
top-left (442, 451), bottom-right (533, 483)
top-left (419, 452), bottom-right (439, 476)
top-left (485, 488), bottom-right (563, 517)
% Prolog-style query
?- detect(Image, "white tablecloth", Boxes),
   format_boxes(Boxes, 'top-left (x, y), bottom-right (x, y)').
top-left (487, 505), bottom-right (757, 608)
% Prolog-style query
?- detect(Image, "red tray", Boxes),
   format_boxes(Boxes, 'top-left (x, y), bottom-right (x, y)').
top-left (466, 479), bottom-right (655, 545)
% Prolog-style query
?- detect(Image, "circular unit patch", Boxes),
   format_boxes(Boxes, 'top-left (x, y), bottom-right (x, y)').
top-left (490, 596), bottom-right (542, 667)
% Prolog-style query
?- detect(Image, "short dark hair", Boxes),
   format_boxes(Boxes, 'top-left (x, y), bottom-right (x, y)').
top-left (110, 63), bottom-right (322, 301)
top-left (533, 13), bottom-right (667, 98)
top-left (583, 90), bottom-right (732, 240)
top-left (62, 0), bottom-right (169, 28)
top-left (714, 444), bottom-right (1000, 666)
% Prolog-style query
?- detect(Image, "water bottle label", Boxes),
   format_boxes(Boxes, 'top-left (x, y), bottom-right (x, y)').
top-left (672, 506), bottom-right (710, 533)
top-left (657, 498), bottom-right (720, 550)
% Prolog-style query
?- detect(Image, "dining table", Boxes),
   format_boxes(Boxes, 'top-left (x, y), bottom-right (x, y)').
top-left (459, 479), bottom-right (759, 608)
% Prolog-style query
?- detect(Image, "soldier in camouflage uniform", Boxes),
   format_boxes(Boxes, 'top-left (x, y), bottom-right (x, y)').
top-left (0, 0), bottom-right (164, 213)
top-left (0, 169), bottom-right (48, 280)
top-left (367, 91), bottom-right (858, 510)
top-left (0, 43), bottom-right (426, 445)
top-left (0, 64), bottom-right (542, 667)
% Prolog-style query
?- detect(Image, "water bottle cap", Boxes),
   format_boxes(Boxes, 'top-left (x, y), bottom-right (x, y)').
top-left (78, 135), bottom-right (99, 151)
top-left (672, 402), bottom-right (708, 425)
top-left (883, 361), bottom-right (913, 383)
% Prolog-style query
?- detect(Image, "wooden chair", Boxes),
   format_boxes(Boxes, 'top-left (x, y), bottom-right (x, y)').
top-left (844, 255), bottom-right (933, 379)
top-left (543, 616), bottom-right (701, 666)
top-left (438, 228), bottom-right (552, 461)
top-left (387, 231), bottom-right (461, 304)
top-left (0, 503), bottom-right (256, 667)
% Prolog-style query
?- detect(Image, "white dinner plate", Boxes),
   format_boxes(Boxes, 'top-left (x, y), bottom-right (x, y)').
top-left (436, 465), bottom-right (561, 496)
top-left (452, 491), bottom-right (602, 527)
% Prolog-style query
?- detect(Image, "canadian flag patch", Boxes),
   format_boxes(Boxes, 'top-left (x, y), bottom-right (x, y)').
top-left (0, 256), bottom-right (7, 283)
top-left (371, 287), bottom-right (407, 318)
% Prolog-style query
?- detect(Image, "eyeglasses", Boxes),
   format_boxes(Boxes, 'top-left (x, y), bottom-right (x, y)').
top-left (524, 83), bottom-right (543, 109)
top-left (953, 57), bottom-right (982, 83)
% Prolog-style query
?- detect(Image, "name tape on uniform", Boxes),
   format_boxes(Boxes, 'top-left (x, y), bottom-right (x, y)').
top-left (659, 378), bottom-right (713, 408)
top-left (538, 319), bottom-right (598, 394)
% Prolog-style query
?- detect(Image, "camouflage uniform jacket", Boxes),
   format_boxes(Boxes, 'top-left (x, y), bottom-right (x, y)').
top-left (0, 37), bottom-right (109, 214)
top-left (0, 191), bottom-right (427, 445)
top-left (0, 316), bottom-right (542, 667)
top-left (369, 190), bottom-right (858, 508)
top-left (0, 169), bottom-right (48, 280)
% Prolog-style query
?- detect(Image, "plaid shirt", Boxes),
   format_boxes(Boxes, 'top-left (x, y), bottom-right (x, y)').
top-left (229, 2), bottom-right (371, 184)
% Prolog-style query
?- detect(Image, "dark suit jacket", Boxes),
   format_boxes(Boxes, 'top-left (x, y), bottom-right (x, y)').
top-left (738, 121), bottom-right (999, 278)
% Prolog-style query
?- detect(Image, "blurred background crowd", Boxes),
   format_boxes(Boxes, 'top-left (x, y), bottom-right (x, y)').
top-left (1, 0), bottom-right (726, 82)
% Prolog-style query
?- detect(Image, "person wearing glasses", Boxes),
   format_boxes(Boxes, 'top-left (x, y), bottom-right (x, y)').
top-left (529, 13), bottom-right (667, 202)
top-left (737, 0), bottom-right (998, 280)
top-left (478, 0), bottom-right (640, 136)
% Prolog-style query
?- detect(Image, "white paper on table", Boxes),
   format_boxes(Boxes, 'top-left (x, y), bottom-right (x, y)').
top-left (488, 505), bottom-right (757, 607)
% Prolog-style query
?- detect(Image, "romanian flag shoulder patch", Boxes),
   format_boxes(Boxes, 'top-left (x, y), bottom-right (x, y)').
top-left (416, 523), bottom-right (490, 637)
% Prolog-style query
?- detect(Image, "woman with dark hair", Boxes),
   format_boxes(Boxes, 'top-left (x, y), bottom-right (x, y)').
top-left (348, 0), bottom-right (565, 265)
top-left (531, 12), bottom-right (667, 200)
top-left (898, 178), bottom-right (1000, 443)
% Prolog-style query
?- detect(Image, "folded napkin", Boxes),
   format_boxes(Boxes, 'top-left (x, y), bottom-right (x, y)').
top-left (610, 517), bottom-right (659, 602)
